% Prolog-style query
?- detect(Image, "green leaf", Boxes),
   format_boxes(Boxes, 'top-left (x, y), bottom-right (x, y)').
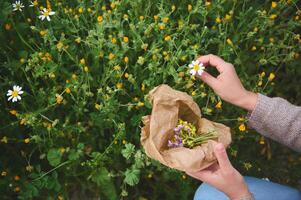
top-left (47, 149), bottom-right (62, 167)
top-left (121, 143), bottom-right (135, 160)
top-left (124, 168), bottom-right (140, 186)
top-left (91, 167), bottom-right (117, 200)
top-left (68, 149), bottom-right (80, 161)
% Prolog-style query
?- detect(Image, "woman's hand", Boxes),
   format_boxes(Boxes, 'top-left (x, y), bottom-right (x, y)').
top-left (186, 143), bottom-right (251, 200)
top-left (196, 54), bottom-right (258, 111)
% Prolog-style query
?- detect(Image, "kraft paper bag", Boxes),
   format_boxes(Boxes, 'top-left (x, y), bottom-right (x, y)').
top-left (140, 84), bottom-right (232, 172)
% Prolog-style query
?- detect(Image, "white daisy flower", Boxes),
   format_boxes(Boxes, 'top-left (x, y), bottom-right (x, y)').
top-left (29, 0), bottom-right (38, 7)
top-left (12, 1), bottom-right (25, 12)
top-left (188, 60), bottom-right (205, 76)
top-left (38, 8), bottom-right (55, 21)
top-left (7, 85), bottom-right (24, 102)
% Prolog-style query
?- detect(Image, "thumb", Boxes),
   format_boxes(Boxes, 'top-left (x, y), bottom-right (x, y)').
top-left (214, 143), bottom-right (232, 172)
top-left (197, 71), bottom-right (219, 90)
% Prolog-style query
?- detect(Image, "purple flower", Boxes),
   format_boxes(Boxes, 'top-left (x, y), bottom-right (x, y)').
top-left (167, 134), bottom-right (183, 148)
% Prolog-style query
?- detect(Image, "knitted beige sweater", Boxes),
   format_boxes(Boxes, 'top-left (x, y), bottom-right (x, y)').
top-left (247, 94), bottom-right (301, 152)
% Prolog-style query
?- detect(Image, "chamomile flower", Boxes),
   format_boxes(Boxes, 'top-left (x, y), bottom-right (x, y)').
top-left (29, 0), bottom-right (38, 7)
top-left (38, 8), bottom-right (55, 21)
top-left (188, 60), bottom-right (205, 76)
top-left (7, 85), bottom-right (23, 102)
top-left (12, 1), bottom-right (25, 12)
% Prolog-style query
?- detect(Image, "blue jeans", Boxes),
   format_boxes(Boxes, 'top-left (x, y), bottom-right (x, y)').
top-left (194, 176), bottom-right (301, 200)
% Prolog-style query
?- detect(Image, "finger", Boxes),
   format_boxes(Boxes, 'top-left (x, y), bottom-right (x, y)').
top-left (197, 54), bottom-right (227, 73)
top-left (186, 169), bottom-right (217, 183)
top-left (196, 71), bottom-right (219, 90)
top-left (214, 143), bottom-right (232, 172)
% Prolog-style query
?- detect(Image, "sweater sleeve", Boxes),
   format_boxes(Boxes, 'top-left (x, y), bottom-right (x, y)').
top-left (246, 93), bottom-right (301, 152)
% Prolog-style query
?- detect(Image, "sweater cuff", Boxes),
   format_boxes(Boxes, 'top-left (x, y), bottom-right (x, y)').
top-left (246, 93), bottom-right (273, 130)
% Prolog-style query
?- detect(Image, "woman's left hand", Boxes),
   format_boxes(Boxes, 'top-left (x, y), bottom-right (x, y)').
top-left (186, 143), bottom-right (251, 199)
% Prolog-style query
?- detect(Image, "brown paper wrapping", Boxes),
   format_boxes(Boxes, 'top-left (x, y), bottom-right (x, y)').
top-left (140, 84), bottom-right (231, 172)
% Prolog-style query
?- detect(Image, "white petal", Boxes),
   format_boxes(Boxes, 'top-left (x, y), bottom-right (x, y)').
top-left (188, 64), bottom-right (193, 68)
top-left (43, 8), bottom-right (47, 12)
top-left (18, 91), bottom-right (24, 94)
top-left (7, 90), bottom-right (12, 95)
top-left (13, 97), bottom-right (17, 102)
top-left (8, 96), bottom-right (13, 101)
top-left (17, 96), bottom-right (21, 100)
top-left (49, 11), bottom-right (55, 15)
top-left (191, 60), bottom-right (197, 65)
top-left (197, 69), bottom-right (204, 76)
top-left (47, 16), bottom-right (51, 21)
top-left (13, 85), bottom-right (17, 90)
top-left (190, 69), bottom-right (196, 76)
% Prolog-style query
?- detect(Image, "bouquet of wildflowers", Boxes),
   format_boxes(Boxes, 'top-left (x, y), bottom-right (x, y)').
top-left (141, 84), bottom-right (232, 172)
top-left (168, 119), bottom-right (218, 149)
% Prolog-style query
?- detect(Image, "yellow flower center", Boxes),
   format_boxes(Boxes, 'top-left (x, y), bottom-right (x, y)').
top-left (44, 10), bottom-right (49, 16)
top-left (193, 64), bottom-right (199, 71)
top-left (12, 90), bottom-right (19, 97)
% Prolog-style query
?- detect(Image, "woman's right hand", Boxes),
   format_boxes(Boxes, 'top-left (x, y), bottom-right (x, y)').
top-left (196, 54), bottom-right (258, 111)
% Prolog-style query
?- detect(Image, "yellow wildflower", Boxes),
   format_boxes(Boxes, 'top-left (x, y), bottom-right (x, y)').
top-left (164, 35), bottom-right (171, 41)
top-left (56, 41), bottom-right (63, 50)
top-left (268, 72), bottom-right (275, 81)
top-left (95, 103), bottom-right (101, 110)
top-left (215, 17), bottom-right (221, 23)
top-left (239, 124), bottom-right (246, 132)
top-left (1, 136), bottom-right (8, 143)
top-left (10, 110), bottom-right (17, 115)
top-left (56, 94), bottom-right (63, 104)
top-left (138, 101), bottom-right (144, 107)
top-left (124, 56), bottom-right (129, 63)
top-left (270, 14), bottom-right (277, 20)
top-left (24, 138), bottom-right (30, 144)
top-left (5, 23), bottom-right (11, 30)
top-left (141, 83), bottom-right (145, 91)
top-left (109, 53), bottom-right (114, 60)
top-left (75, 37), bottom-right (81, 43)
top-left (80, 58), bottom-right (85, 65)
top-left (162, 17), bottom-right (169, 23)
top-left (123, 36), bottom-right (129, 43)
top-left (97, 16), bottom-right (103, 23)
top-left (172, 5), bottom-right (176, 12)
top-left (65, 88), bottom-right (71, 94)
top-left (187, 4), bottom-right (192, 12)
top-left (111, 37), bottom-right (117, 44)
top-left (271, 1), bottom-right (277, 8)
top-left (110, 2), bottom-right (116, 9)
top-left (227, 38), bottom-right (233, 46)
top-left (116, 83), bottom-right (123, 89)
top-left (258, 80), bottom-right (263, 86)
top-left (215, 101), bottom-right (222, 109)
